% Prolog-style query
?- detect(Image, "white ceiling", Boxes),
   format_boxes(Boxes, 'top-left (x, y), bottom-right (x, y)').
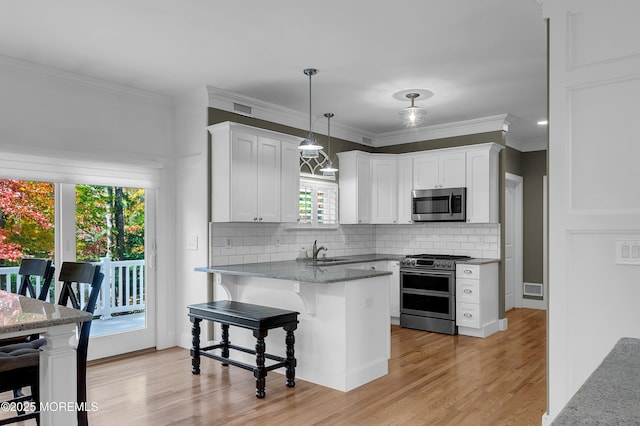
top-left (0, 0), bottom-right (547, 149)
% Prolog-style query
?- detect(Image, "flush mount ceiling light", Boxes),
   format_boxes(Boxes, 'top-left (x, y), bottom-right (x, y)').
top-left (398, 92), bottom-right (428, 126)
top-left (320, 112), bottom-right (338, 176)
top-left (298, 68), bottom-right (323, 158)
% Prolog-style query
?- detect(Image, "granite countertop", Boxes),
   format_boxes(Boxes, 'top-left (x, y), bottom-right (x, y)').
top-left (195, 255), bottom-right (397, 284)
top-left (196, 254), bottom-right (499, 284)
top-left (552, 337), bottom-right (640, 425)
top-left (0, 290), bottom-right (92, 335)
top-left (458, 258), bottom-right (500, 265)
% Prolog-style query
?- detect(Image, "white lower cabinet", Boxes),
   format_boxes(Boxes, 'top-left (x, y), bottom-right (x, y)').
top-left (456, 262), bottom-right (499, 338)
top-left (354, 260), bottom-right (400, 322)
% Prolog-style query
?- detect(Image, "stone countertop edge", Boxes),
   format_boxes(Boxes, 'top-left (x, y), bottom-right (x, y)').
top-left (0, 291), bottom-right (92, 335)
top-left (459, 258), bottom-right (500, 265)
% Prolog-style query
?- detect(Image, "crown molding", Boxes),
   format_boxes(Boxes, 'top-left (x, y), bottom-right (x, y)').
top-left (207, 86), bottom-right (519, 149)
top-left (371, 114), bottom-right (513, 147)
top-left (0, 54), bottom-right (171, 102)
top-left (506, 132), bottom-right (548, 152)
top-left (206, 86), bottom-right (375, 146)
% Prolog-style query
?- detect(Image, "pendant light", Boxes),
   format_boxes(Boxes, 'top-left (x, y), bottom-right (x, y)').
top-left (298, 68), bottom-right (323, 158)
top-left (398, 92), bottom-right (428, 126)
top-left (320, 112), bottom-right (338, 176)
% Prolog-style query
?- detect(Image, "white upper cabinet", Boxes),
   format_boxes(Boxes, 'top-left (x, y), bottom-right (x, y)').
top-left (280, 141), bottom-right (301, 223)
top-left (338, 151), bottom-right (371, 224)
top-left (413, 151), bottom-right (466, 190)
top-left (371, 157), bottom-right (398, 224)
top-left (209, 122), bottom-right (300, 223)
top-left (338, 143), bottom-right (502, 224)
top-left (396, 157), bottom-right (414, 224)
top-left (465, 143), bottom-right (502, 223)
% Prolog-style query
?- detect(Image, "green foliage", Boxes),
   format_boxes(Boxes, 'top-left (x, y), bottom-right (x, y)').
top-left (0, 180), bottom-right (145, 265)
top-left (75, 185), bottom-right (145, 262)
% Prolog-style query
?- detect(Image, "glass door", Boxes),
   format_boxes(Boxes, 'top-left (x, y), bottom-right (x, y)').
top-left (58, 183), bottom-right (156, 360)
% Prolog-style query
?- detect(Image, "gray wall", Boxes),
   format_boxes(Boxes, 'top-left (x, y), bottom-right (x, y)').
top-left (522, 150), bottom-right (547, 284)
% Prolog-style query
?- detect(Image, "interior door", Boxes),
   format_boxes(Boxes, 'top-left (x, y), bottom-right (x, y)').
top-left (504, 181), bottom-right (516, 310)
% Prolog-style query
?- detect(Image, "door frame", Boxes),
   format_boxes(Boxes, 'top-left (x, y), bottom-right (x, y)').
top-left (505, 172), bottom-right (524, 309)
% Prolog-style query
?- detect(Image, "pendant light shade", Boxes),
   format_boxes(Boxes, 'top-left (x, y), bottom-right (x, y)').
top-left (320, 112), bottom-right (338, 176)
top-left (398, 92), bottom-right (428, 126)
top-left (299, 68), bottom-right (323, 158)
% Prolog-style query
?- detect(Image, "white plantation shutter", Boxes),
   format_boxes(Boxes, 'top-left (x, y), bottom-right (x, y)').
top-left (299, 178), bottom-right (338, 226)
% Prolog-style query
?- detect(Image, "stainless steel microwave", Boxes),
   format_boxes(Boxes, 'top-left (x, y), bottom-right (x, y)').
top-left (411, 187), bottom-right (466, 222)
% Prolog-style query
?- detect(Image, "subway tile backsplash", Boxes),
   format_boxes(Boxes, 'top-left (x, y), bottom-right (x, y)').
top-left (209, 222), bottom-right (500, 265)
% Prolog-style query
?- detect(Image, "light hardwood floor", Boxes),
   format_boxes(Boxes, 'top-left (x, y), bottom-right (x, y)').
top-left (2, 308), bottom-right (546, 425)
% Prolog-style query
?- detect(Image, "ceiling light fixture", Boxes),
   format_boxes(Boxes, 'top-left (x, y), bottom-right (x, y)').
top-left (320, 112), bottom-right (338, 176)
top-left (298, 68), bottom-right (323, 158)
top-left (398, 92), bottom-right (428, 126)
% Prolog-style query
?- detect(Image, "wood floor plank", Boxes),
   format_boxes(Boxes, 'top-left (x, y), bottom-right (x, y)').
top-left (0, 308), bottom-right (546, 425)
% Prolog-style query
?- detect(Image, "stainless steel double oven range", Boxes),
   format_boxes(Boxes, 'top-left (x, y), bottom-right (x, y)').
top-left (399, 254), bottom-right (471, 335)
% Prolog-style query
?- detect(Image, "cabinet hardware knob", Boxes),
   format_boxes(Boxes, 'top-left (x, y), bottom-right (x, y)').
top-left (259, 217), bottom-right (263, 221)
top-left (464, 313), bottom-right (472, 318)
top-left (254, 217), bottom-right (258, 221)
top-left (464, 289), bottom-right (472, 294)
top-left (464, 269), bottom-right (472, 274)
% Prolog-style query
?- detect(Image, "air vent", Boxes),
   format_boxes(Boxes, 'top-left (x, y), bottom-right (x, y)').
top-left (524, 283), bottom-right (543, 297)
top-left (233, 102), bottom-right (252, 116)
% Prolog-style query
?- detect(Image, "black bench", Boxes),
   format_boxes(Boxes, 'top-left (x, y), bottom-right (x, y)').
top-left (188, 300), bottom-right (299, 398)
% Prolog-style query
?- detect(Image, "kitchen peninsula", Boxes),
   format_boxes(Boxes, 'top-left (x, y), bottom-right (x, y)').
top-left (195, 258), bottom-right (392, 392)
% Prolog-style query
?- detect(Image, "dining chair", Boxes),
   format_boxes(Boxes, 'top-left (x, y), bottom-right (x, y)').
top-left (0, 261), bottom-right (104, 426)
top-left (16, 258), bottom-right (55, 301)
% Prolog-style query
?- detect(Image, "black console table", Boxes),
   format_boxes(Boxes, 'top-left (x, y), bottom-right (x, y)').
top-left (188, 300), bottom-right (299, 398)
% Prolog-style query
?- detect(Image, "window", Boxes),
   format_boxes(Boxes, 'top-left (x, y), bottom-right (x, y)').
top-left (299, 178), bottom-right (338, 227)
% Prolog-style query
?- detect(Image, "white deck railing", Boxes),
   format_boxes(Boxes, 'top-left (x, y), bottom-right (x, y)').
top-left (0, 257), bottom-right (145, 320)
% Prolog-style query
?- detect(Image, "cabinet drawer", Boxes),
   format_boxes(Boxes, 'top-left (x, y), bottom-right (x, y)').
top-left (456, 279), bottom-right (479, 304)
top-left (456, 264), bottom-right (479, 280)
top-left (456, 302), bottom-right (480, 328)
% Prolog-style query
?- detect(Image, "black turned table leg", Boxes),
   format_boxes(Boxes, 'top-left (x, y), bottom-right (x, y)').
top-left (221, 323), bottom-right (230, 366)
top-left (190, 317), bottom-right (201, 374)
top-left (284, 323), bottom-right (297, 388)
top-left (253, 329), bottom-right (268, 398)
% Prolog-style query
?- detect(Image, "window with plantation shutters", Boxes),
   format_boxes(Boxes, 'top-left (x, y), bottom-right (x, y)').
top-left (298, 178), bottom-right (338, 227)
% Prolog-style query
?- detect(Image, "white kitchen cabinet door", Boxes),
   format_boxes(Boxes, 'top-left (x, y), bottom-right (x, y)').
top-left (371, 157), bottom-right (397, 224)
top-left (337, 151), bottom-right (372, 224)
top-left (280, 141), bottom-right (301, 223)
top-left (396, 157), bottom-right (413, 224)
top-left (465, 143), bottom-right (501, 223)
top-left (412, 154), bottom-right (439, 189)
top-left (256, 137), bottom-right (281, 222)
top-left (413, 151), bottom-right (465, 189)
top-left (356, 155), bottom-right (371, 224)
top-left (230, 131), bottom-right (259, 222)
top-left (439, 152), bottom-right (466, 188)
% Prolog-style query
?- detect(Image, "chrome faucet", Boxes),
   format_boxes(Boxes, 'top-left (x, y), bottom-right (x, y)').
top-left (312, 240), bottom-right (327, 260)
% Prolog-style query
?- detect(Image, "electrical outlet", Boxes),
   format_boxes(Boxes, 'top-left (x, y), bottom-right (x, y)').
top-left (275, 238), bottom-right (280, 247)
top-left (225, 237), bottom-right (232, 248)
top-left (616, 240), bottom-right (640, 265)
top-left (187, 236), bottom-right (198, 250)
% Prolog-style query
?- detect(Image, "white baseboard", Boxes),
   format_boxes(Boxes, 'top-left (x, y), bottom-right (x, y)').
top-left (522, 297), bottom-right (547, 310)
top-left (499, 317), bottom-right (508, 331)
